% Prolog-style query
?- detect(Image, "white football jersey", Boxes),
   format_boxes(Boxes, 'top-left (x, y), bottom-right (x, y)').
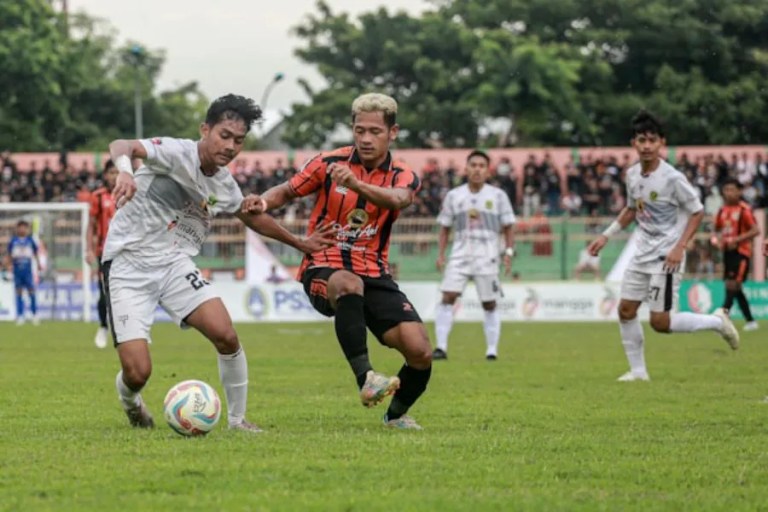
top-left (102, 137), bottom-right (244, 268)
top-left (625, 159), bottom-right (703, 273)
top-left (437, 183), bottom-right (516, 275)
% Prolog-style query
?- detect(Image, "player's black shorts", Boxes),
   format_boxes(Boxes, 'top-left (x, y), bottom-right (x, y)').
top-left (301, 267), bottom-right (422, 343)
top-left (723, 250), bottom-right (750, 282)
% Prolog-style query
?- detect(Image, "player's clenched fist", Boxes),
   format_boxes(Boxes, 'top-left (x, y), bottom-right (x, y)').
top-left (587, 235), bottom-right (607, 257)
top-left (328, 163), bottom-right (359, 190)
top-left (241, 194), bottom-right (268, 214)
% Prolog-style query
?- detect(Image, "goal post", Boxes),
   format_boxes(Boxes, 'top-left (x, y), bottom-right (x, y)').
top-left (0, 202), bottom-right (92, 322)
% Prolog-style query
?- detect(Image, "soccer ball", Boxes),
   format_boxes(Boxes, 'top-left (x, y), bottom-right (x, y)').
top-left (163, 380), bottom-right (222, 436)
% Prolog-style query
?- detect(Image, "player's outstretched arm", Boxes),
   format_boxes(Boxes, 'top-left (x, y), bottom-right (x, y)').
top-left (235, 210), bottom-right (336, 254)
top-left (242, 183), bottom-right (297, 214)
top-left (587, 207), bottom-right (636, 256)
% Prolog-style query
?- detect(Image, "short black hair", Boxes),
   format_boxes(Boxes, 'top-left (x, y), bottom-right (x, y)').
top-left (16, 220), bottom-right (29, 227)
top-left (721, 177), bottom-right (742, 190)
top-left (205, 94), bottom-right (262, 133)
top-left (631, 109), bottom-right (665, 139)
top-left (467, 149), bottom-right (490, 165)
top-left (103, 159), bottom-right (115, 172)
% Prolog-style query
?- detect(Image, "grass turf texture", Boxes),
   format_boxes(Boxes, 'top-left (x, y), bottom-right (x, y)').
top-left (0, 321), bottom-right (766, 511)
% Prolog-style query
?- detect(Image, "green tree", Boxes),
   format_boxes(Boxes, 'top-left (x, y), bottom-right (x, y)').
top-left (0, 2), bottom-right (209, 152)
top-left (0, 0), bottom-right (67, 150)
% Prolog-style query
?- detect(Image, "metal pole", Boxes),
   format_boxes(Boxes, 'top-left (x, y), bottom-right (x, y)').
top-left (134, 75), bottom-right (143, 139)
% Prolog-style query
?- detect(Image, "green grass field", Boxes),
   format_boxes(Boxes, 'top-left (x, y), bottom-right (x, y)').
top-left (1, 321), bottom-right (766, 511)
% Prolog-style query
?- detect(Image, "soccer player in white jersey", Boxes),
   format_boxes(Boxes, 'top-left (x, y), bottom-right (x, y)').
top-left (588, 110), bottom-right (739, 382)
top-left (104, 94), bottom-right (335, 431)
top-left (433, 150), bottom-right (516, 361)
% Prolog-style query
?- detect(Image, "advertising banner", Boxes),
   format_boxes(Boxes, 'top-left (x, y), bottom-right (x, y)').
top-left (680, 280), bottom-right (768, 320)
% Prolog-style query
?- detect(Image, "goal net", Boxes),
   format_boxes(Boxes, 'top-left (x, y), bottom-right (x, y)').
top-left (0, 202), bottom-right (92, 321)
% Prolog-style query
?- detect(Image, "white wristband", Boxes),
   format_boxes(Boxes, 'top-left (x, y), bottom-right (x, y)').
top-left (504, 247), bottom-right (515, 257)
top-left (115, 155), bottom-right (133, 176)
top-left (602, 221), bottom-right (622, 238)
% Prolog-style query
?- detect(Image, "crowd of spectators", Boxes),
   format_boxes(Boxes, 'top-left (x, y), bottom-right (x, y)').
top-left (2, 149), bottom-right (768, 221)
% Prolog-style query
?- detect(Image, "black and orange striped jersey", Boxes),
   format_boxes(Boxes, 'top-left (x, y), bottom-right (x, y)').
top-left (715, 201), bottom-right (757, 258)
top-left (289, 146), bottom-right (420, 279)
top-left (90, 187), bottom-right (116, 257)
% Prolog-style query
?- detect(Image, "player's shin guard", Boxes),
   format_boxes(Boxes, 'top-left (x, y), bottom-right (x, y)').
top-left (483, 309), bottom-right (501, 356)
top-left (218, 347), bottom-right (248, 426)
top-left (435, 303), bottom-right (454, 352)
top-left (723, 289), bottom-right (736, 311)
top-left (115, 370), bottom-right (141, 409)
top-left (334, 294), bottom-right (373, 388)
top-left (735, 291), bottom-right (754, 322)
top-left (29, 292), bottom-right (37, 315)
top-left (669, 312), bottom-right (723, 332)
top-left (15, 294), bottom-right (24, 318)
top-left (386, 364), bottom-right (431, 421)
top-left (98, 292), bottom-right (108, 328)
top-left (620, 317), bottom-right (646, 375)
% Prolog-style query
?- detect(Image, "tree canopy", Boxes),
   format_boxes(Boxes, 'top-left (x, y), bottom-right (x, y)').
top-left (284, 0), bottom-right (768, 148)
top-left (0, 0), bottom-right (207, 152)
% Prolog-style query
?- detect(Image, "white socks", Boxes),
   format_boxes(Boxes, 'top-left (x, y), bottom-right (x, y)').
top-left (484, 309), bottom-right (501, 356)
top-left (218, 347), bottom-right (249, 426)
top-left (115, 370), bottom-right (141, 409)
top-left (435, 303), bottom-right (454, 352)
top-left (620, 317), bottom-right (647, 376)
top-left (669, 312), bottom-right (723, 333)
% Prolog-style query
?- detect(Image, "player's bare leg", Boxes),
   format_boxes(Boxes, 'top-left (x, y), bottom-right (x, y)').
top-left (481, 300), bottom-right (500, 360)
top-left (617, 299), bottom-right (649, 382)
top-left (185, 298), bottom-right (261, 433)
top-left (325, 271), bottom-right (399, 407)
top-left (116, 340), bottom-right (155, 428)
top-left (434, 291), bottom-right (460, 360)
top-left (380, 322), bottom-right (432, 429)
top-left (651, 309), bottom-right (739, 350)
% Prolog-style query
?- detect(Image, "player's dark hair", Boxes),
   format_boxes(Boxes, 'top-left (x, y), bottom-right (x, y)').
top-left (721, 177), bottom-right (742, 190)
top-left (467, 149), bottom-right (490, 165)
top-left (16, 220), bottom-right (29, 227)
top-left (205, 94), bottom-right (262, 133)
top-left (631, 110), bottom-right (665, 138)
top-left (103, 159), bottom-right (115, 173)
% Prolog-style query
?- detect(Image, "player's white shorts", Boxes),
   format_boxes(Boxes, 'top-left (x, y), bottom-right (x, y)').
top-left (104, 254), bottom-right (218, 344)
top-left (620, 269), bottom-right (681, 312)
top-left (440, 265), bottom-right (502, 303)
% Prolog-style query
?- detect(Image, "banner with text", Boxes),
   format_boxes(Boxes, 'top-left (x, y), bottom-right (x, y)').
top-left (2, 280), bottom-right (653, 323)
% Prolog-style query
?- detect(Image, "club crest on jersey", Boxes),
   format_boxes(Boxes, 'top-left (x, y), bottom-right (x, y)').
top-left (347, 208), bottom-right (369, 228)
top-left (649, 191), bottom-right (658, 201)
top-left (485, 200), bottom-right (493, 210)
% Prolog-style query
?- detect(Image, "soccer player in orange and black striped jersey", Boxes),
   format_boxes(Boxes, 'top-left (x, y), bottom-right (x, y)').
top-left (249, 93), bottom-right (432, 430)
top-left (88, 159), bottom-right (119, 348)
top-left (712, 178), bottom-right (760, 330)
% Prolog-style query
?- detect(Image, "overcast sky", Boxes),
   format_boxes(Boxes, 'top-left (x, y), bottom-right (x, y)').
top-left (68, 0), bottom-right (429, 115)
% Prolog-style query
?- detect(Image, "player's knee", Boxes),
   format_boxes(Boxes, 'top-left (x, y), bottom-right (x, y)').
top-left (442, 293), bottom-right (459, 305)
top-left (649, 315), bottom-right (670, 333)
top-left (331, 272), bottom-right (364, 296)
top-left (210, 326), bottom-right (239, 354)
top-left (408, 344), bottom-right (432, 369)
top-left (618, 304), bottom-right (637, 322)
top-left (481, 301), bottom-right (496, 311)
top-left (122, 362), bottom-right (151, 389)
top-left (725, 280), bottom-right (740, 292)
